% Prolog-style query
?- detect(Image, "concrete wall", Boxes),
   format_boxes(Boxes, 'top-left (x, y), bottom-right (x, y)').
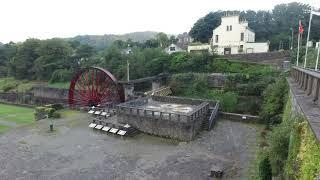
top-left (244, 42), bottom-right (269, 53)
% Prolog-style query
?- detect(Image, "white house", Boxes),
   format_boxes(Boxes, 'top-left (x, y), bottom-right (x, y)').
top-left (212, 15), bottom-right (269, 55)
top-left (165, 43), bottom-right (185, 54)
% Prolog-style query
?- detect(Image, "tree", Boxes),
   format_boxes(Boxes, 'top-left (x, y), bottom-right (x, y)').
top-left (259, 156), bottom-right (272, 180)
top-left (189, 11), bottom-right (224, 43)
top-left (34, 39), bottom-right (72, 80)
top-left (9, 39), bottom-right (41, 79)
top-left (0, 42), bottom-right (17, 77)
top-left (169, 35), bottom-right (178, 44)
top-left (156, 32), bottom-right (169, 48)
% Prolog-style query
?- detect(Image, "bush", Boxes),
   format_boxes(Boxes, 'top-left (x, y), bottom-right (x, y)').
top-left (44, 104), bottom-right (64, 110)
top-left (267, 118), bottom-right (292, 175)
top-left (51, 111), bottom-right (61, 118)
top-left (259, 156), bottom-right (272, 180)
top-left (34, 107), bottom-right (56, 120)
top-left (49, 69), bottom-right (73, 83)
top-left (260, 76), bottom-right (288, 125)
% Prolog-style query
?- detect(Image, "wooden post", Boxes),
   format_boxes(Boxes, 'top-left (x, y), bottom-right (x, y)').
top-left (304, 74), bottom-right (309, 91)
top-left (314, 79), bottom-right (320, 102)
top-left (307, 76), bottom-right (314, 95)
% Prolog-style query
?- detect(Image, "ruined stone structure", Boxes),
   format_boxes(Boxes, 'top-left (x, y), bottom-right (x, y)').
top-left (117, 96), bottom-right (219, 141)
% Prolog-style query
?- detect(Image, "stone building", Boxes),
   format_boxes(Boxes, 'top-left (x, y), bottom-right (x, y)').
top-left (177, 32), bottom-right (192, 50)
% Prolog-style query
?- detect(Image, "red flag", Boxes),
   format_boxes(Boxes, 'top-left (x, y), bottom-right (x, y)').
top-left (299, 20), bottom-right (304, 34)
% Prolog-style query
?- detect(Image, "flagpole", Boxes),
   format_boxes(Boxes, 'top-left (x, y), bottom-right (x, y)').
top-left (296, 31), bottom-right (301, 66)
top-left (304, 11), bottom-right (313, 68)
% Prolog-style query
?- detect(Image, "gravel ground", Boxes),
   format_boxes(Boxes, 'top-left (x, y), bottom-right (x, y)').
top-left (0, 112), bottom-right (260, 180)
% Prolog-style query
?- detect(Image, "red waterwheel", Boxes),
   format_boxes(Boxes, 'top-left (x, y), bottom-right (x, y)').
top-left (68, 67), bottom-right (125, 107)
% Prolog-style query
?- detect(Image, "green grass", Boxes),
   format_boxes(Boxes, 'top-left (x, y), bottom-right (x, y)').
top-left (0, 125), bottom-right (11, 133)
top-left (47, 82), bottom-right (70, 89)
top-left (0, 104), bottom-right (34, 124)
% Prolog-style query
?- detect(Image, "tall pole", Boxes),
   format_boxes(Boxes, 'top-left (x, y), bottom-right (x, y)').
top-left (126, 44), bottom-right (131, 81)
top-left (127, 59), bottom-right (130, 81)
top-left (304, 11), bottom-right (313, 68)
top-left (290, 28), bottom-right (294, 50)
top-left (316, 44), bottom-right (320, 71)
top-left (297, 32), bottom-right (301, 66)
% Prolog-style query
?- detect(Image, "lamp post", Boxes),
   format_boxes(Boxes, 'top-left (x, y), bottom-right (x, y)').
top-left (126, 45), bottom-right (132, 81)
top-left (290, 28), bottom-right (294, 50)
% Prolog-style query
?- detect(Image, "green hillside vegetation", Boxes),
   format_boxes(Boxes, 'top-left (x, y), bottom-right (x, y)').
top-left (0, 78), bottom-right (36, 93)
top-left (69, 31), bottom-right (159, 51)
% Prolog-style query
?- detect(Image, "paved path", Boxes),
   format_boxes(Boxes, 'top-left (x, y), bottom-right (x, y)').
top-left (0, 120), bottom-right (17, 127)
top-left (0, 113), bottom-right (260, 180)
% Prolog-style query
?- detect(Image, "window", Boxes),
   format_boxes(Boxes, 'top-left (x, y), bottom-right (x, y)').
top-left (169, 47), bottom-right (176, 51)
top-left (239, 45), bottom-right (243, 52)
top-left (226, 26), bottom-right (229, 31)
top-left (215, 35), bottom-right (219, 43)
top-left (240, 33), bottom-right (244, 41)
top-left (230, 25), bottom-right (232, 31)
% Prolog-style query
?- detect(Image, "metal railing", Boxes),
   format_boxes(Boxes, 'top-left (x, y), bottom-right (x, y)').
top-left (208, 102), bottom-right (220, 130)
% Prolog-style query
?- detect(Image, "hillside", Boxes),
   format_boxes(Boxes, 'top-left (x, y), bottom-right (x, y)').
top-left (69, 31), bottom-right (158, 51)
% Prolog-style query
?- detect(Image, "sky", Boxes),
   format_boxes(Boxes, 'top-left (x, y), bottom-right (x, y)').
top-left (0, 0), bottom-right (319, 43)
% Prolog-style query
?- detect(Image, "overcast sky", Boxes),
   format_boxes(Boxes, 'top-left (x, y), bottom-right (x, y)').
top-left (0, 0), bottom-right (319, 43)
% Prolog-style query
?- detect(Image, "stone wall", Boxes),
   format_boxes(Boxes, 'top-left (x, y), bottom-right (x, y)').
top-left (223, 50), bottom-right (290, 68)
top-left (151, 95), bottom-right (217, 107)
top-left (0, 92), bottom-right (67, 106)
top-left (207, 73), bottom-right (228, 88)
top-left (219, 112), bottom-right (259, 122)
top-left (31, 86), bottom-right (68, 100)
top-left (117, 113), bottom-right (205, 141)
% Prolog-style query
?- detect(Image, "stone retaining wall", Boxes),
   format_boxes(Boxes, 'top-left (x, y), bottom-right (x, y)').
top-left (219, 112), bottom-right (259, 122)
top-left (0, 92), bottom-right (67, 106)
top-left (31, 86), bottom-right (68, 99)
top-left (223, 50), bottom-right (290, 68)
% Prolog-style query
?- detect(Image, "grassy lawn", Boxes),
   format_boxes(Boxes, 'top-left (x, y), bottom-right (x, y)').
top-left (0, 104), bottom-right (34, 125)
top-left (48, 82), bottom-right (70, 89)
top-left (0, 125), bottom-right (11, 133)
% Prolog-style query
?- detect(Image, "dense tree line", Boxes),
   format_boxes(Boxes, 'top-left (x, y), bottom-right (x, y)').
top-left (0, 34), bottom-right (195, 82)
top-left (189, 2), bottom-right (320, 50)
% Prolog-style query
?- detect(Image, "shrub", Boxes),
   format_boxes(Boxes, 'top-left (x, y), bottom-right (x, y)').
top-left (51, 111), bottom-right (61, 118)
top-left (34, 107), bottom-right (56, 120)
top-left (49, 69), bottom-right (73, 83)
top-left (260, 76), bottom-right (288, 126)
top-left (259, 156), bottom-right (272, 180)
top-left (267, 118), bottom-right (292, 175)
top-left (44, 104), bottom-right (64, 110)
